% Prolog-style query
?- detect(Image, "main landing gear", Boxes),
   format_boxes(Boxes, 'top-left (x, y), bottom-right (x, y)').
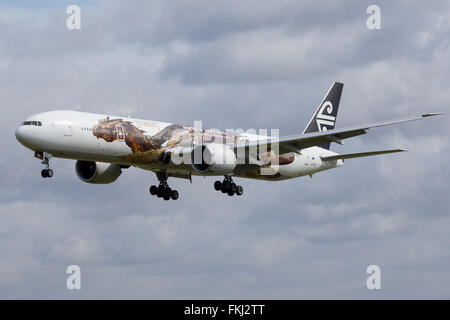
top-left (214, 176), bottom-right (243, 197)
top-left (149, 174), bottom-right (179, 201)
top-left (37, 152), bottom-right (54, 178)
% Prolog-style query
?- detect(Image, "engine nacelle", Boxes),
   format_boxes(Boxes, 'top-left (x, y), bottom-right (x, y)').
top-left (75, 160), bottom-right (122, 184)
top-left (191, 143), bottom-right (236, 174)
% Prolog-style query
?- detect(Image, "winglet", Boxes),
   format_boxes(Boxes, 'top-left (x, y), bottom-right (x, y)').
top-left (422, 112), bottom-right (444, 117)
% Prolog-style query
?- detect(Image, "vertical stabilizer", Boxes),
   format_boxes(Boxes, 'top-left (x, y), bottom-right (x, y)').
top-left (303, 82), bottom-right (344, 149)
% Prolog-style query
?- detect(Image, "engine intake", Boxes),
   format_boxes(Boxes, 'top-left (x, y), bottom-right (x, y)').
top-left (75, 161), bottom-right (122, 184)
top-left (191, 144), bottom-right (236, 174)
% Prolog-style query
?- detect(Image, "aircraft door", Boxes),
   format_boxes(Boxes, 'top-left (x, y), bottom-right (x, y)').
top-left (62, 120), bottom-right (72, 137)
top-left (116, 125), bottom-right (125, 142)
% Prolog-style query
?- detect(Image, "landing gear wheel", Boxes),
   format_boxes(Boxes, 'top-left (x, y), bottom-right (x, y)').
top-left (149, 185), bottom-right (158, 195)
top-left (218, 176), bottom-right (242, 197)
top-left (157, 185), bottom-right (165, 198)
top-left (150, 173), bottom-right (180, 200)
top-left (164, 187), bottom-right (172, 199)
top-left (214, 181), bottom-right (222, 191)
top-left (171, 190), bottom-right (179, 200)
top-left (41, 169), bottom-right (48, 178)
top-left (46, 169), bottom-right (54, 178)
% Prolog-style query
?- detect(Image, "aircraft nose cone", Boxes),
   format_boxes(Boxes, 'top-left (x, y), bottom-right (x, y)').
top-left (15, 126), bottom-right (26, 144)
top-left (15, 125), bottom-right (35, 148)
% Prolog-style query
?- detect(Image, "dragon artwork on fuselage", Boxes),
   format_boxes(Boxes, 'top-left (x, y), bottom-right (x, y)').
top-left (92, 117), bottom-right (295, 179)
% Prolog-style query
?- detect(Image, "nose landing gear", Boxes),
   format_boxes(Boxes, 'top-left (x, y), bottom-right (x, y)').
top-left (214, 176), bottom-right (243, 197)
top-left (149, 173), bottom-right (179, 201)
top-left (36, 152), bottom-right (54, 178)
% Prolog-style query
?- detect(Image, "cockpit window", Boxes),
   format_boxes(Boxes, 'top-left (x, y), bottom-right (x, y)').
top-left (23, 121), bottom-right (42, 126)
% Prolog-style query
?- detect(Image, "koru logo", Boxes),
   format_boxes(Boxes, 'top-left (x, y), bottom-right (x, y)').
top-left (316, 101), bottom-right (335, 131)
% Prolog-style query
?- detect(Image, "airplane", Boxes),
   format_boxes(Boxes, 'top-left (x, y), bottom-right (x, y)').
top-left (15, 82), bottom-right (442, 200)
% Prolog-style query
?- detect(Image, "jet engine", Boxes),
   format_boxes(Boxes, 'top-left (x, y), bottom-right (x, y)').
top-left (191, 143), bottom-right (236, 174)
top-left (75, 160), bottom-right (122, 184)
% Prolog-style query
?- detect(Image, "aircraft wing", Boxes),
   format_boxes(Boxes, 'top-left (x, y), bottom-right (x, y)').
top-left (234, 113), bottom-right (442, 155)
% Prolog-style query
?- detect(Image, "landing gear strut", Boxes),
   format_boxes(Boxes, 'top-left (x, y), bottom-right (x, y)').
top-left (149, 173), bottom-right (179, 201)
top-left (37, 152), bottom-right (54, 178)
top-left (214, 176), bottom-right (243, 197)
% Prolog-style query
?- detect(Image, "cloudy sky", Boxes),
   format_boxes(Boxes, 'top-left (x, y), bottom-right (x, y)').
top-left (0, 0), bottom-right (449, 299)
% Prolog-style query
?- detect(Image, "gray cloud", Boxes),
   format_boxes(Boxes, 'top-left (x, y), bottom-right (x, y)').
top-left (0, 0), bottom-right (449, 299)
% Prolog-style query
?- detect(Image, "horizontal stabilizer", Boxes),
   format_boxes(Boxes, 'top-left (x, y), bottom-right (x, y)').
top-left (321, 149), bottom-right (407, 161)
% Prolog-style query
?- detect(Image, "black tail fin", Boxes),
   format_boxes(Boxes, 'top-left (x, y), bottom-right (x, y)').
top-left (302, 81), bottom-right (344, 150)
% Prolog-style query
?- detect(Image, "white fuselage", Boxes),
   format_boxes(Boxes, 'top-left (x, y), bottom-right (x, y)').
top-left (15, 110), bottom-right (344, 181)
